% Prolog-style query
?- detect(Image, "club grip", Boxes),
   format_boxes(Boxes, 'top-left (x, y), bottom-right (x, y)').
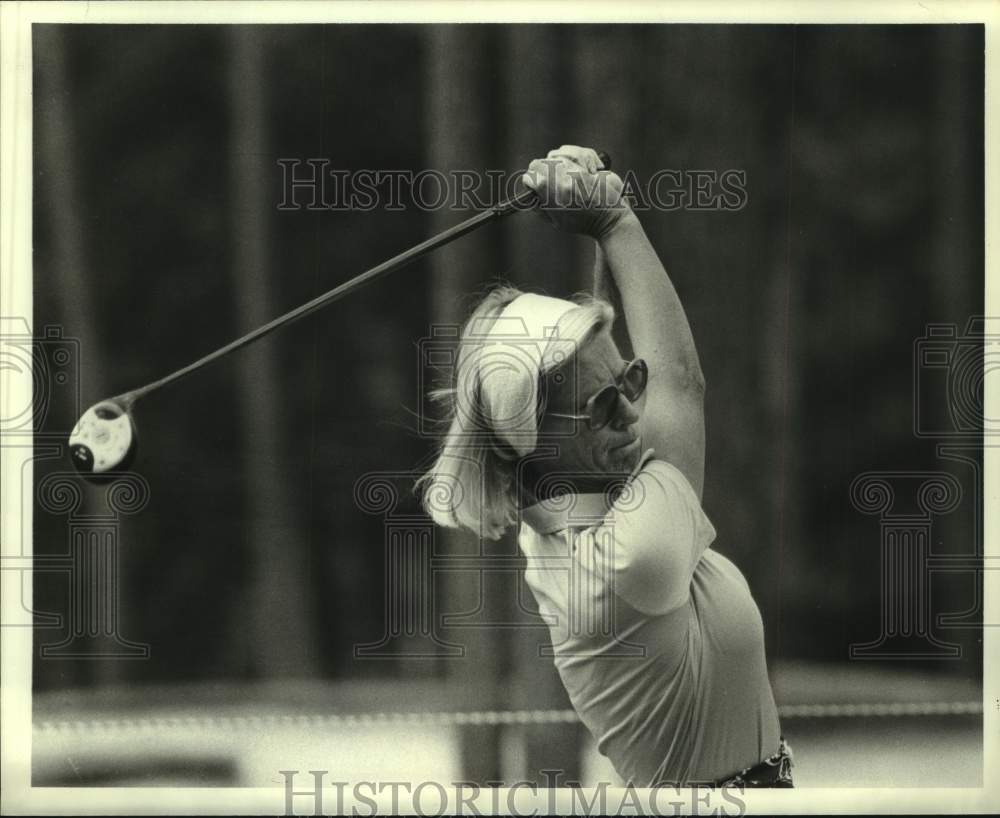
top-left (497, 150), bottom-right (614, 215)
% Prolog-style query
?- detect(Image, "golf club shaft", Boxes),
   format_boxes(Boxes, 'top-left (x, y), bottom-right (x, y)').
top-left (118, 187), bottom-right (539, 406)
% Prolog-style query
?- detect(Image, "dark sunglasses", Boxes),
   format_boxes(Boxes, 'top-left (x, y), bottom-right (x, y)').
top-left (548, 358), bottom-right (648, 431)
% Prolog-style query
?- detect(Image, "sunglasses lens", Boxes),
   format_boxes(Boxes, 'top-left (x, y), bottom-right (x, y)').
top-left (590, 387), bottom-right (619, 429)
top-left (580, 361), bottom-right (648, 430)
top-left (622, 360), bottom-right (648, 401)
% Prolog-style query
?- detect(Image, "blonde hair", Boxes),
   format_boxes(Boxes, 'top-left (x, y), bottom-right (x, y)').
top-left (416, 285), bottom-right (615, 540)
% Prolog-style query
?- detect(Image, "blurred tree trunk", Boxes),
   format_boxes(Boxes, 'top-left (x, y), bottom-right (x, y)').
top-left (761, 29), bottom-right (801, 663)
top-left (931, 26), bottom-right (978, 323)
top-left (425, 24), bottom-right (507, 783)
top-left (33, 25), bottom-right (120, 688)
top-left (228, 27), bottom-right (317, 677)
top-left (929, 26), bottom-right (983, 646)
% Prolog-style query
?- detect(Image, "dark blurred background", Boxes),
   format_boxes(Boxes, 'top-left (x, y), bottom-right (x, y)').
top-left (30, 24), bottom-right (983, 785)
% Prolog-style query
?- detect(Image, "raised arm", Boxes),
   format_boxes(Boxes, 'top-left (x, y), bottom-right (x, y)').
top-left (596, 213), bottom-right (706, 498)
top-left (524, 145), bottom-right (706, 497)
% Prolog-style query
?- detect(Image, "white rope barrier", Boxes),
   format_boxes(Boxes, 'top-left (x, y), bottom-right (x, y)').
top-left (33, 700), bottom-right (983, 734)
top-left (777, 701), bottom-right (982, 718)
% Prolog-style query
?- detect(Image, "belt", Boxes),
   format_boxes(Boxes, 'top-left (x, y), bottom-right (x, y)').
top-left (716, 737), bottom-right (795, 788)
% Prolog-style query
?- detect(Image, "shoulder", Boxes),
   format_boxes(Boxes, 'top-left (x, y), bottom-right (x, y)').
top-left (616, 450), bottom-right (702, 515)
top-left (607, 451), bottom-right (716, 547)
top-left (591, 453), bottom-right (717, 616)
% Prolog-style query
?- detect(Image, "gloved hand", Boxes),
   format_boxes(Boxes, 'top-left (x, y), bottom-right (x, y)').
top-left (521, 145), bottom-right (630, 239)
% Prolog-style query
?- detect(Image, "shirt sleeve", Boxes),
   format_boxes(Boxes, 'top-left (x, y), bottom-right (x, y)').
top-left (592, 456), bottom-right (717, 616)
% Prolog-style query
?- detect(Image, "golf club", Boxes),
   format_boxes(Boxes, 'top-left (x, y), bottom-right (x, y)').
top-left (68, 153), bottom-right (612, 480)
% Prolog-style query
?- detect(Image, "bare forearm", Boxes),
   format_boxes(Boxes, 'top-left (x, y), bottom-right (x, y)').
top-left (593, 246), bottom-right (635, 361)
top-left (593, 244), bottom-right (614, 303)
top-left (597, 211), bottom-right (704, 390)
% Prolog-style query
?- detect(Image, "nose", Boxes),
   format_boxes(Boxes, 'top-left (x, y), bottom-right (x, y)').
top-left (611, 390), bottom-right (640, 428)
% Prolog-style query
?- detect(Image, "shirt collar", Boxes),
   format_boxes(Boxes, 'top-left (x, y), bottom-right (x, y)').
top-left (518, 448), bottom-right (658, 535)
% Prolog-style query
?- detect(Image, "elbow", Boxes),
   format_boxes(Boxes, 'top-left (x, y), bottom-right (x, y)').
top-left (659, 361), bottom-right (706, 396)
top-left (688, 366), bottom-right (706, 395)
top-left (677, 360), bottom-right (706, 395)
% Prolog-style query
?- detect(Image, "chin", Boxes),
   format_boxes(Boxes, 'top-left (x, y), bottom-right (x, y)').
top-left (604, 439), bottom-right (641, 474)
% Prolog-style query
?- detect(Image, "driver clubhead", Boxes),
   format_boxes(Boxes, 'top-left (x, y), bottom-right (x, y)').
top-left (69, 400), bottom-right (138, 482)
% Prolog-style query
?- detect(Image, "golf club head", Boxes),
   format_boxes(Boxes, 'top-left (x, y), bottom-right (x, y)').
top-left (69, 399), bottom-right (138, 482)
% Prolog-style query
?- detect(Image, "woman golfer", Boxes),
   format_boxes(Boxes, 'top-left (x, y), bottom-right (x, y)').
top-left (418, 145), bottom-right (792, 787)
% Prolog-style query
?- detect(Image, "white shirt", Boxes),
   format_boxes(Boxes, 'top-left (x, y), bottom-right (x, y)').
top-left (518, 451), bottom-right (781, 785)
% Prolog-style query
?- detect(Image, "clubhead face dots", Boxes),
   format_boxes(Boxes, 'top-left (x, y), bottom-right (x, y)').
top-left (69, 401), bottom-right (136, 481)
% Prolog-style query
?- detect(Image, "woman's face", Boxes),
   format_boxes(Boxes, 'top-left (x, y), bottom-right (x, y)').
top-left (537, 330), bottom-right (644, 478)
